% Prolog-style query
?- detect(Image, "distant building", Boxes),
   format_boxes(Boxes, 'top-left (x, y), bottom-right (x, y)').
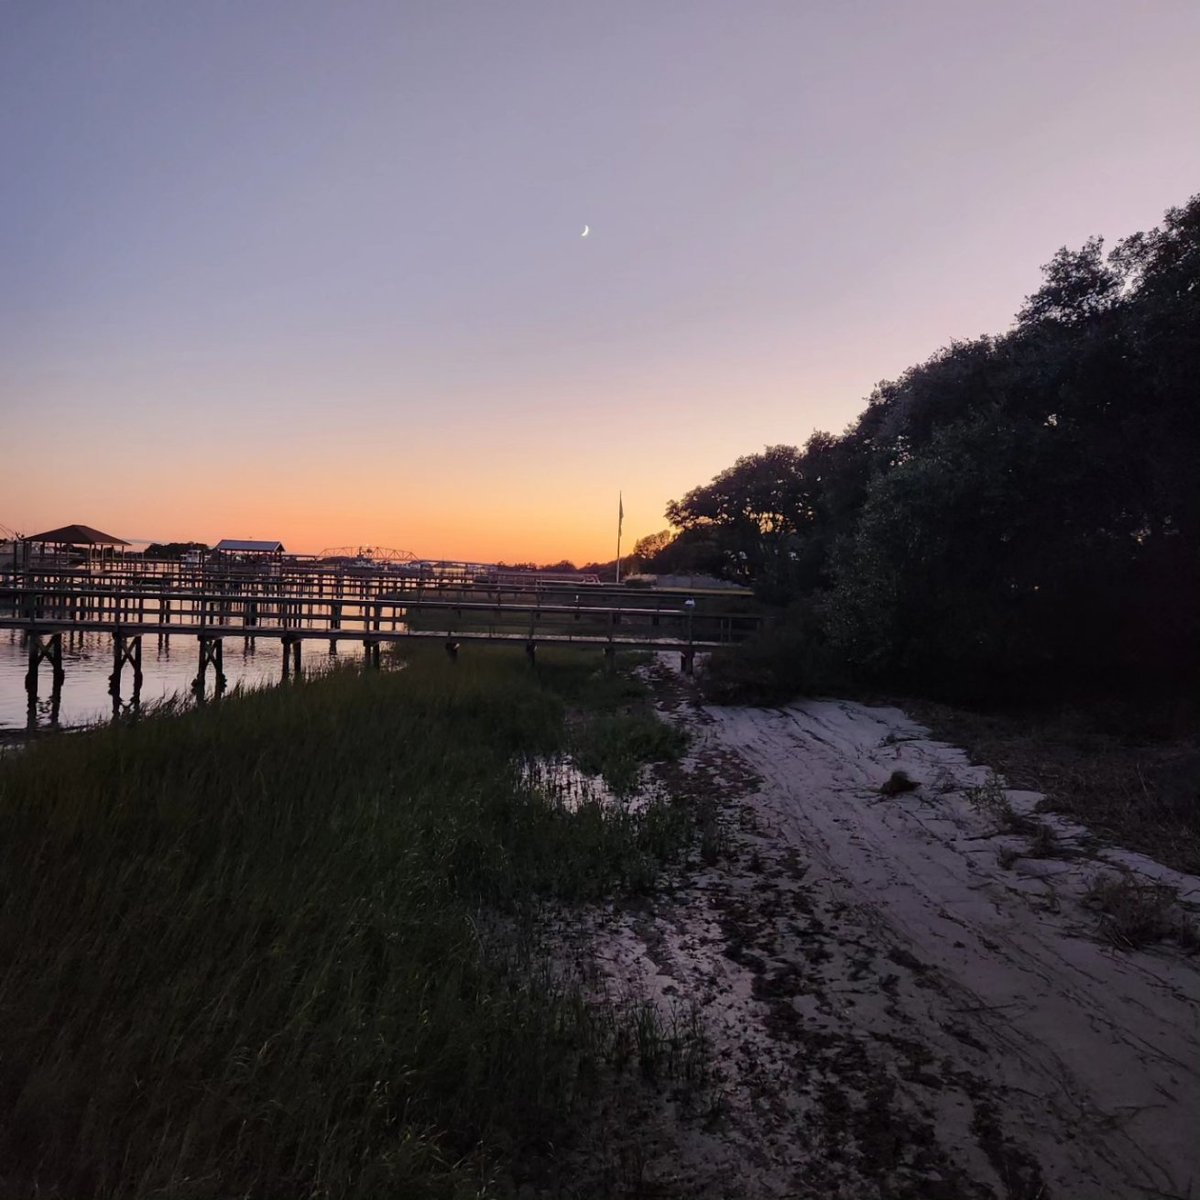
top-left (212, 539), bottom-right (286, 570)
top-left (214, 539), bottom-right (286, 555)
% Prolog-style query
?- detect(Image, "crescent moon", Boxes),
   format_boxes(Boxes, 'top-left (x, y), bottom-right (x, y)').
top-left (581, 225), bottom-right (589, 237)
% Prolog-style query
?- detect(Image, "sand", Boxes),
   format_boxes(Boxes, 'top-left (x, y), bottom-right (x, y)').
top-left (576, 671), bottom-right (1200, 1199)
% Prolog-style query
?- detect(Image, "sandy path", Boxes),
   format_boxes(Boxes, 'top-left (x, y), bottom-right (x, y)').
top-left (586, 682), bottom-right (1200, 1199)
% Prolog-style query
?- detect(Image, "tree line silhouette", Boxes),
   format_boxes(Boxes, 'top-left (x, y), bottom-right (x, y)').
top-left (648, 195), bottom-right (1199, 698)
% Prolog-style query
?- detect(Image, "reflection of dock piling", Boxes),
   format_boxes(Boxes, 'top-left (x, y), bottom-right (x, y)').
top-left (25, 632), bottom-right (65, 723)
top-left (281, 636), bottom-right (302, 679)
top-left (194, 636), bottom-right (226, 699)
top-left (109, 632), bottom-right (144, 715)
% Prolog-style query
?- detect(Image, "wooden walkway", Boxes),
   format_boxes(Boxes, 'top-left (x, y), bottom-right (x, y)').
top-left (0, 573), bottom-right (760, 711)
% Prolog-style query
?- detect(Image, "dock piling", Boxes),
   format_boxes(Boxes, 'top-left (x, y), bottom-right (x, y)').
top-left (194, 636), bottom-right (225, 698)
top-left (24, 632), bottom-right (64, 705)
top-left (108, 633), bottom-right (143, 703)
top-left (281, 636), bottom-right (301, 679)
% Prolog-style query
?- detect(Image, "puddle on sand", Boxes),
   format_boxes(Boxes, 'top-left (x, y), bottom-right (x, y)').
top-left (517, 754), bottom-right (657, 814)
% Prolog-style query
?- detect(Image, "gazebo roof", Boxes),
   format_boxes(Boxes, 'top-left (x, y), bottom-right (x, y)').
top-left (24, 523), bottom-right (129, 546)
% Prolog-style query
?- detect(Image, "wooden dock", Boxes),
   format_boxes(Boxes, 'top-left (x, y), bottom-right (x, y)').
top-left (0, 567), bottom-right (761, 714)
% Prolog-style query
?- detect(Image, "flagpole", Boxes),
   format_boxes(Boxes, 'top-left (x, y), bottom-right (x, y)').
top-left (615, 491), bottom-right (623, 584)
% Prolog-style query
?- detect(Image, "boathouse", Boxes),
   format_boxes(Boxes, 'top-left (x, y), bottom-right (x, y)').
top-left (20, 523), bottom-right (129, 568)
top-left (214, 539), bottom-right (286, 558)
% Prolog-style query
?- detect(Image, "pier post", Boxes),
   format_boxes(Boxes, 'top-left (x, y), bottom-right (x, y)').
top-left (110, 632), bottom-right (124, 698)
top-left (525, 641), bottom-right (537, 667)
top-left (49, 632), bottom-right (63, 686)
top-left (604, 645), bottom-right (616, 673)
top-left (444, 640), bottom-right (459, 663)
top-left (24, 632), bottom-right (65, 705)
top-left (681, 647), bottom-right (695, 676)
top-left (282, 636), bottom-right (301, 679)
top-left (363, 640), bottom-right (381, 669)
top-left (244, 599), bottom-right (258, 651)
top-left (194, 636), bottom-right (226, 698)
top-left (110, 633), bottom-right (145, 710)
top-left (130, 635), bottom-right (143, 708)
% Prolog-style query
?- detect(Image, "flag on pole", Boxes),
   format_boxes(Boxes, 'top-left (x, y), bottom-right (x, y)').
top-left (615, 492), bottom-right (624, 584)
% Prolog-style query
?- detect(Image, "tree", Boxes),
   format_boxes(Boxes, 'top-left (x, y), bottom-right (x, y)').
top-left (662, 194), bottom-right (1200, 693)
top-left (665, 444), bottom-right (826, 595)
top-left (631, 530), bottom-right (674, 563)
top-left (1016, 237), bottom-right (1123, 327)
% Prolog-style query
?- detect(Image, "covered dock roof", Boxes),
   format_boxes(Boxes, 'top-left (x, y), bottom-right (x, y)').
top-left (24, 524), bottom-right (129, 546)
top-left (215, 539), bottom-right (286, 554)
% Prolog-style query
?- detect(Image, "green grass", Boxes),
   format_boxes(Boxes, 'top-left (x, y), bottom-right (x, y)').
top-left (0, 645), bottom-right (694, 1198)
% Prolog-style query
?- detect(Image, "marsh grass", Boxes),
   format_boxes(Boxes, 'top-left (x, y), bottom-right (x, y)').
top-left (1083, 873), bottom-right (1200, 952)
top-left (965, 774), bottom-right (1016, 826)
top-left (571, 712), bottom-right (689, 798)
top-left (909, 696), bottom-right (1200, 874)
top-left (0, 645), bottom-right (696, 1198)
top-left (965, 774), bottom-right (1050, 842)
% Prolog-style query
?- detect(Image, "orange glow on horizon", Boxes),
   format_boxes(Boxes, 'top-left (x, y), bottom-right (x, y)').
top-left (9, 472), bottom-right (671, 568)
top-left (4, 6), bottom-right (1196, 570)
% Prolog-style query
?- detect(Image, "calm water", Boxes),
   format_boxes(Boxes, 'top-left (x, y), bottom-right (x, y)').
top-left (0, 628), bottom-right (364, 733)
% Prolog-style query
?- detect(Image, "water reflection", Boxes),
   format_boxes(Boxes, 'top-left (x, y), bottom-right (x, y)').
top-left (0, 628), bottom-right (357, 733)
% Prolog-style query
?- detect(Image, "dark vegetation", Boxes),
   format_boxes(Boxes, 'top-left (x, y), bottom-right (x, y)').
top-left (909, 696), bottom-right (1200, 875)
top-left (494, 557), bottom-right (620, 578)
top-left (0, 648), bottom-right (700, 1198)
top-left (641, 196), bottom-right (1200, 703)
top-left (1083, 872), bottom-right (1200, 951)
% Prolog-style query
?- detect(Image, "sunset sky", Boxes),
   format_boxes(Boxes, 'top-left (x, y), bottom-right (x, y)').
top-left (2, 1), bottom-right (1197, 563)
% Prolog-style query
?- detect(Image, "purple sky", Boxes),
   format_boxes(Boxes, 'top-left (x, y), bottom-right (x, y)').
top-left (2, 1), bottom-right (1197, 560)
